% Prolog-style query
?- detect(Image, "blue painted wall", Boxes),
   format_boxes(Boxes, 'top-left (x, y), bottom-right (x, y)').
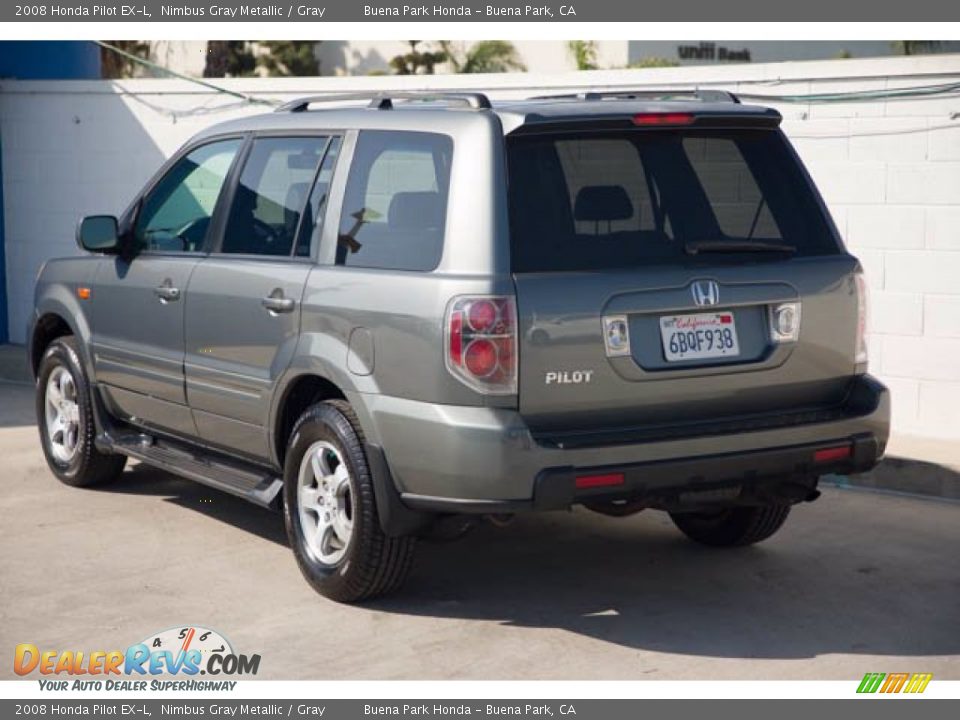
top-left (0, 41), bottom-right (101, 80)
top-left (0, 130), bottom-right (6, 344)
top-left (0, 42), bottom-right (101, 343)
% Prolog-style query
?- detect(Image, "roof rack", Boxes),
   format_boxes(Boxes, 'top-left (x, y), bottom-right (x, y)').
top-left (275, 91), bottom-right (492, 113)
top-left (529, 88), bottom-right (741, 104)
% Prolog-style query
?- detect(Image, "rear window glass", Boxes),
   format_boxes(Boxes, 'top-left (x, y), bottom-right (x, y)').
top-left (507, 129), bottom-right (839, 273)
top-left (336, 130), bottom-right (452, 272)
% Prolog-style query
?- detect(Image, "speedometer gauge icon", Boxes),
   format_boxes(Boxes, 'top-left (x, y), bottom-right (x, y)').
top-left (139, 625), bottom-right (233, 666)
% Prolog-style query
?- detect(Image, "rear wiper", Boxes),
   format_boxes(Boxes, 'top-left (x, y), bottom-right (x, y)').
top-left (685, 239), bottom-right (796, 255)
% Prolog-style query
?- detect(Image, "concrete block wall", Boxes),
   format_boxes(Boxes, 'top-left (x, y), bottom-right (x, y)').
top-left (1, 54), bottom-right (959, 441)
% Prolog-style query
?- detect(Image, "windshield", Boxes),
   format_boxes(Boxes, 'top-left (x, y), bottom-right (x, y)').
top-left (506, 128), bottom-right (840, 273)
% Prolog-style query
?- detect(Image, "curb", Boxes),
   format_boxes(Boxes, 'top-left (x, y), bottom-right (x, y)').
top-left (832, 455), bottom-right (960, 502)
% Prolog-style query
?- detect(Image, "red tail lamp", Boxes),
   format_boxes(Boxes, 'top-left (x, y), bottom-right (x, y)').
top-left (814, 445), bottom-right (852, 463)
top-left (464, 339), bottom-right (498, 378)
top-left (575, 472), bottom-right (626, 490)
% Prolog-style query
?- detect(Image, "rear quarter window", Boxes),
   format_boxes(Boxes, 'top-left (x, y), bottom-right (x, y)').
top-left (507, 128), bottom-right (840, 273)
top-left (336, 130), bottom-right (452, 272)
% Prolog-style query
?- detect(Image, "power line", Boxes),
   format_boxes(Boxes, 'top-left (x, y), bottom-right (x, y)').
top-left (94, 41), bottom-right (277, 107)
top-left (737, 80), bottom-right (960, 103)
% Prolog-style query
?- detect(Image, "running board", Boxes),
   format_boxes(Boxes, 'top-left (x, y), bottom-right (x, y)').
top-left (108, 433), bottom-right (283, 510)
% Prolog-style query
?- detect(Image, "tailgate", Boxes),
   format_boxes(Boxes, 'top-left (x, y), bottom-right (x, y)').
top-left (505, 120), bottom-right (860, 437)
top-left (513, 258), bottom-right (860, 434)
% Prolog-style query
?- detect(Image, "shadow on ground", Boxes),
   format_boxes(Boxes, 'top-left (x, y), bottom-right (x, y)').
top-left (97, 461), bottom-right (960, 663)
top-left (99, 463), bottom-right (288, 546)
top-left (372, 502), bottom-right (959, 662)
top-left (5, 381), bottom-right (958, 663)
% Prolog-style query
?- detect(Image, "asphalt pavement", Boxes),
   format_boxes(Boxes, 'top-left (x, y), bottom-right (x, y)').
top-left (1, 380), bottom-right (958, 680)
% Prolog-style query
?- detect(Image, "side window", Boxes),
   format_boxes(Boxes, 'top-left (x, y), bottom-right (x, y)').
top-left (295, 137), bottom-right (341, 258)
top-left (135, 139), bottom-right (241, 253)
top-left (336, 131), bottom-right (452, 272)
top-left (221, 136), bottom-right (328, 256)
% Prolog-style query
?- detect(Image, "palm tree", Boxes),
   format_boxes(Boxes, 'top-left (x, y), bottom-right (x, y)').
top-left (99, 41), bottom-right (151, 78)
top-left (204, 41), bottom-right (256, 78)
top-left (440, 41), bottom-right (526, 74)
top-left (258, 41), bottom-right (320, 76)
top-left (389, 41), bottom-right (448, 75)
top-left (568, 41), bottom-right (598, 71)
top-left (892, 41), bottom-right (942, 56)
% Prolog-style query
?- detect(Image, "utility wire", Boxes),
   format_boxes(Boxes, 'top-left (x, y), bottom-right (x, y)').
top-left (94, 41), bottom-right (278, 107)
top-left (737, 80), bottom-right (960, 104)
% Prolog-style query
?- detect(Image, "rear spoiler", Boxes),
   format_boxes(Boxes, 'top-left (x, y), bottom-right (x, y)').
top-left (507, 108), bottom-right (783, 135)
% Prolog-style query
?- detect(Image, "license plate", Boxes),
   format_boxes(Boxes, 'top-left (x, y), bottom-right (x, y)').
top-left (659, 312), bottom-right (741, 362)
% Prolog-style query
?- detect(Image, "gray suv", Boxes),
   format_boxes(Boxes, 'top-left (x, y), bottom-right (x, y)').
top-left (30, 90), bottom-right (889, 602)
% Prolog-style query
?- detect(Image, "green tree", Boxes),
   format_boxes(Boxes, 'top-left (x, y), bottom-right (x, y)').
top-left (389, 41), bottom-right (448, 75)
top-left (441, 41), bottom-right (526, 74)
top-left (99, 41), bottom-right (150, 79)
top-left (204, 41), bottom-right (256, 78)
top-left (568, 41), bottom-right (598, 70)
top-left (892, 41), bottom-right (942, 56)
top-left (258, 41), bottom-right (320, 77)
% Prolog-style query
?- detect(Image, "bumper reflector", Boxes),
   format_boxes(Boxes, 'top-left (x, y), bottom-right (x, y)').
top-left (575, 472), bottom-right (626, 489)
top-left (814, 445), bottom-right (852, 463)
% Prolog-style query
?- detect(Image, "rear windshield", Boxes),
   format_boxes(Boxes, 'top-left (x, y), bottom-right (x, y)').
top-left (507, 129), bottom-right (839, 273)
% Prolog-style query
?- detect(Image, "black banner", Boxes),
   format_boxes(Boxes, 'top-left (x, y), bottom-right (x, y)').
top-left (4, 0), bottom-right (960, 22)
top-left (1, 700), bottom-right (958, 720)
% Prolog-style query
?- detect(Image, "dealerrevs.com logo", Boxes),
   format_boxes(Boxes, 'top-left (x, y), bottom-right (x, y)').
top-left (14, 626), bottom-right (260, 691)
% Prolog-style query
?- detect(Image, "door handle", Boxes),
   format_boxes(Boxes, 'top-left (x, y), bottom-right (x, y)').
top-left (262, 292), bottom-right (295, 314)
top-left (154, 283), bottom-right (181, 302)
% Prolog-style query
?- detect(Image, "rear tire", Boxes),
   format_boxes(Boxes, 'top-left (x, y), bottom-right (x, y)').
top-left (669, 504), bottom-right (791, 547)
top-left (36, 337), bottom-right (127, 487)
top-left (283, 400), bottom-right (416, 602)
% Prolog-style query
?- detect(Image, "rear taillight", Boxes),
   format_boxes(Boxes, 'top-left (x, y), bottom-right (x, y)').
top-left (855, 273), bottom-right (869, 368)
top-left (445, 296), bottom-right (517, 394)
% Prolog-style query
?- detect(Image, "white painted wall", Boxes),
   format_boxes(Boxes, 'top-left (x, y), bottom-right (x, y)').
top-left (2, 54), bottom-right (959, 440)
top-left (314, 40), bottom-right (629, 75)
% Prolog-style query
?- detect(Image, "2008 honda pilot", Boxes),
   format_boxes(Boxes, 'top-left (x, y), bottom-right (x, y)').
top-left (30, 90), bottom-right (889, 602)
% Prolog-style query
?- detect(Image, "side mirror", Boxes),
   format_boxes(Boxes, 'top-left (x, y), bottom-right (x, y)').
top-left (77, 215), bottom-right (121, 253)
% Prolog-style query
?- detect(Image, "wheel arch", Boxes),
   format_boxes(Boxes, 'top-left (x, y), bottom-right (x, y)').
top-left (30, 303), bottom-right (91, 381)
top-left (271, 372), bottom-right (348, 469)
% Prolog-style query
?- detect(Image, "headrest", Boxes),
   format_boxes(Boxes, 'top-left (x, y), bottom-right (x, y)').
top-left (574, 185), bottom-right (633, 223)
top-left (388, 191), bottom-right (443, 230)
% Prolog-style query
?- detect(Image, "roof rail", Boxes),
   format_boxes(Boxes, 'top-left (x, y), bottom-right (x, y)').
top-left (275, 91), bottom-right (492, 113)
top-left (530, 88), bottom-right (741, 104)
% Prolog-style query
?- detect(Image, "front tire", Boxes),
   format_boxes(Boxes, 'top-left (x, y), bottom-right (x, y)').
top-left (669, 504), bottom-right (791, 547)
top-left (36, 337), bottom-right (126, 487)
top-left (283, 400), bottom-right (415, 602)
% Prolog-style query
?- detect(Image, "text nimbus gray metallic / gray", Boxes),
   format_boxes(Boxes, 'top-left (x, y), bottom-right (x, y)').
top-left (6, 0), bottom-right (960, 22)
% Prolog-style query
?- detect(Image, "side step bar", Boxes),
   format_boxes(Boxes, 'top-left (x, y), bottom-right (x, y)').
top-left (107, 433), bottom-right (284, 510)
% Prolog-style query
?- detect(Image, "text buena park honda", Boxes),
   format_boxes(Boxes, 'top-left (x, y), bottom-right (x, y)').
top-left (365, 705), bottom-right (578, 716)
top-left (15, 4), bottom-right (579, 19)
top-left (11, 706), bottom-right (578, 718)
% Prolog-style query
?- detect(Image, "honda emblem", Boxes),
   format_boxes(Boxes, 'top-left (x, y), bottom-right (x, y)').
top-left (691, 280), bottom-right (720, 307)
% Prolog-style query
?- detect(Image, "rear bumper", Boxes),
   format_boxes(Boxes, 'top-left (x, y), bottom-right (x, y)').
top-left (531, 433), bottom-right (878, 512)
top-left (351, 374), bottom-right (889, 514)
